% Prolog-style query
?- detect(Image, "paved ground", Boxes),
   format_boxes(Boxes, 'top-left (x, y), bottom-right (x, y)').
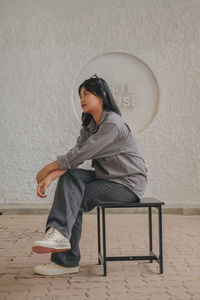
top-left (0, 212), bottom-right (200, 300)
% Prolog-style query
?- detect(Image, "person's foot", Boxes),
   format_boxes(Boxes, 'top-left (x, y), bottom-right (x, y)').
top-left (32, 227), bottom-right (71, 254)
top-left (33, 261), bottom-right (80, 275)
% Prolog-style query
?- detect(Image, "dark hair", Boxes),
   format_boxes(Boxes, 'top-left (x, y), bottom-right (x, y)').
top-left (78, 75), bottom-right (122, 128)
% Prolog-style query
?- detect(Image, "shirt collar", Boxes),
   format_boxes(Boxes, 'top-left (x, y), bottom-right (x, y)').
top-left (86, 109), bottom-right (109, 132)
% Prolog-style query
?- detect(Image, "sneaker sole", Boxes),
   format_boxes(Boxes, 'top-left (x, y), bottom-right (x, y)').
top-left (32, 246), bottom-right (71, 254)
top-left (33, 265), bottom-right (80, 275)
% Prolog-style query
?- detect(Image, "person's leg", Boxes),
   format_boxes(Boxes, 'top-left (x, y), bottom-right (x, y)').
top-left (80, 179), bottom-right (140, 213)
top-left (50, 211), bottom-right (83, 267)
top-left (45, 168), bottom-right (96, 239)
top-left (47, 168), bottom-right (96, 267)
top-left (51, 176), bottom-right (139, 267)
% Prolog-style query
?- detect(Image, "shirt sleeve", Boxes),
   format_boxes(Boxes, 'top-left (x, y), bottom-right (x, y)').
top-left (56, 122), bottom-right (119, 170)
top-left (73, 125), bottom-right (88, 149)
top-left (58, 125), bottom-right (88, 169)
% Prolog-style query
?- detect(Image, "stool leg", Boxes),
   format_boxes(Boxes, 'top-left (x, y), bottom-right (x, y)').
top-left (97, 207), bottom-right (101, 265)
top-left (158, 206), bottom-right (163, 274)
top-left (148, 207), bottom-right (153, 263)
top-left (102, 207), bottom-right (107, 276)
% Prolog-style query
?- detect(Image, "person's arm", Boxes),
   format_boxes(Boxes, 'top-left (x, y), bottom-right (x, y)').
top-left (36, 125), bottom-right (88, 184)
top-left (37, 168), bottom-right (67, 198)
top-left (73, 125), bottom-right (88, 149)
top-left (36, 160), bottom-right (60, 184)
top-left (48, 168), bottom-right (67, 182)
top-left (57, 121), bottom-right (119, 170)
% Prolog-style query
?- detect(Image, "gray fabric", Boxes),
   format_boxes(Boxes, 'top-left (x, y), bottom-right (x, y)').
top-left (57, 109), bottom-right (148, 200)
top-left (46, 168), bottom-right (140, 267)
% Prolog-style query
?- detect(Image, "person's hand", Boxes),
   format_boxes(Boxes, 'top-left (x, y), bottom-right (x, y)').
top-left (37, 176), bottom-right (52, 198)
top-left (36, 165), bottom-right (51, 184)
top-left (36, 161), bottom-right (60, 184)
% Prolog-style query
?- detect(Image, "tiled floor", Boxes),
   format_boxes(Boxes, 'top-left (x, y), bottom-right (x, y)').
top-left (0, 213), bottom-right (200, 300)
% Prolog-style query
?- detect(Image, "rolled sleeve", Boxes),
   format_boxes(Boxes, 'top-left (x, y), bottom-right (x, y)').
top-left (57, 154), bottom-right (71, 170)
top-left (57, 122), bottom-right (119, 170)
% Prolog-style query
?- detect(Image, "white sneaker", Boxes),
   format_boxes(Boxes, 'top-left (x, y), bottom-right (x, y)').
top-left (32, 227), bottom-right (71, 254)
top-left (33, 261), bottom-right (80, 275)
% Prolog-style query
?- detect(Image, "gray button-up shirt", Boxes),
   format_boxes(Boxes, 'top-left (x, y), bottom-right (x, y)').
top-left (57, 109), bottom-right (148, 200)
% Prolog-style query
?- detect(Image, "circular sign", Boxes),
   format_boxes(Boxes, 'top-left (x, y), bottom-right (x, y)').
top-left (71, 52), bottom-right (159, 135)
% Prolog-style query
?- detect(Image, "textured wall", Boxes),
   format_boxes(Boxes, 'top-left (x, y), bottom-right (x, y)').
top-left (0, 0), bottom-right (199, 207)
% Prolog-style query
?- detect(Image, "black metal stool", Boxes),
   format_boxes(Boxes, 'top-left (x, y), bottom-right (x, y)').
top-left (97, 197), bottom-right (165, 276)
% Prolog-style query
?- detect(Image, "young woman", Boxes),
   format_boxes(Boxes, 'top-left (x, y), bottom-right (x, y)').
top-left (32, 74), bottom-right (148, 276)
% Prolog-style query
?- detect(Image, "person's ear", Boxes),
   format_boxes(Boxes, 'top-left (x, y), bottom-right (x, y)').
top-left (98, 97), bottom-right (103, 105)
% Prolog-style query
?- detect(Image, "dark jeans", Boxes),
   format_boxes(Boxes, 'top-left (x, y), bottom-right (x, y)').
top-left (45, 168), bottom-right (140, 267)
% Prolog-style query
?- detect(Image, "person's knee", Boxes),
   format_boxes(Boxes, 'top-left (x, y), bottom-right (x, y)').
top-left (66, 168), bottom-right (86, 179)
top-left (67, 168), bottom-right (77, 176)
top-left (58, 168), bottom-right (77, 180)
top-left (57, 170), bottom-right (71, 186)
top-left (57, 168), bottom-right (82, 189)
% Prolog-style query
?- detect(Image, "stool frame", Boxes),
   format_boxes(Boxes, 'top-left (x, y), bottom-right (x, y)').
top-left (97, 197), bottom-right (164, 276)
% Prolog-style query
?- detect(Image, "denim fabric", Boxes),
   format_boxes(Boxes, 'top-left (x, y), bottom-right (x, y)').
top-left (45, 168), bottom-right (140, 267)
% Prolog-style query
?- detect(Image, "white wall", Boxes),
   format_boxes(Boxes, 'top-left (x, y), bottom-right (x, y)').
top-left (0, 0), bottom-right (199, 207)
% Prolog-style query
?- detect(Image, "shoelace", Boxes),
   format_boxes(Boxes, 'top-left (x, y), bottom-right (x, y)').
top-left (45, 262), bottom-right (63, 267)
top-left (45, 228), bottom-right (60, 240)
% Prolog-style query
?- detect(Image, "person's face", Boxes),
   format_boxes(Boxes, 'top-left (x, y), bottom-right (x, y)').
top-left (79, 86), bottom-right (103, 114)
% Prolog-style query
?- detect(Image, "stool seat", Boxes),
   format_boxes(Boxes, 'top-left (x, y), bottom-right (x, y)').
top-left (98, 197), bottom-right (165, 207)
top-left (97, 197), bottom-right (164, 276)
